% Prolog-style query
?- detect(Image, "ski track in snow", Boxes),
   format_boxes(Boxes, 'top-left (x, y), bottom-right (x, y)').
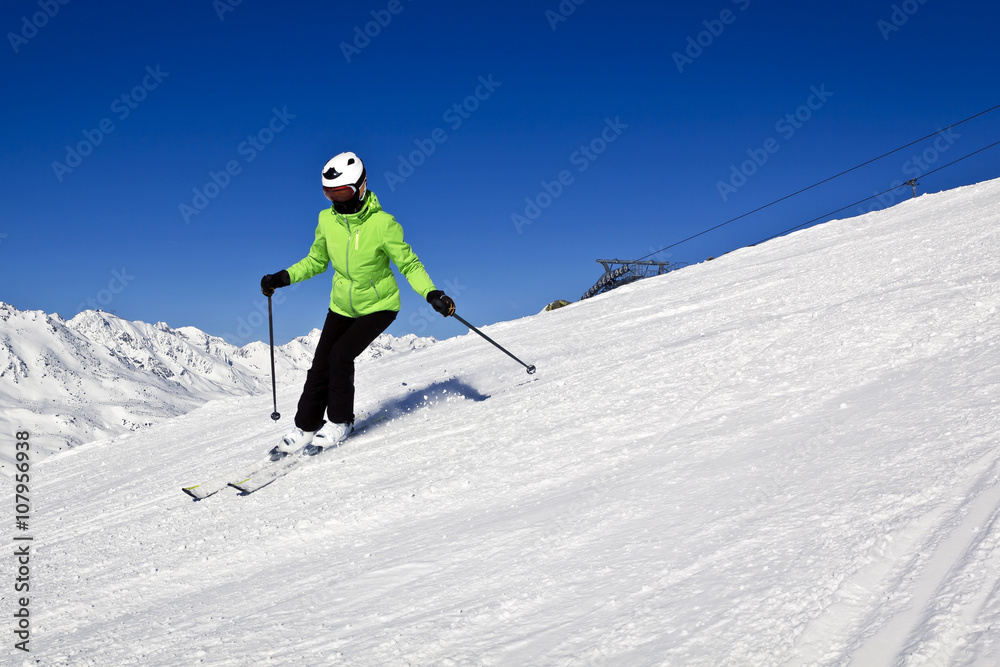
top-left (11, 179), bottom-right (1000, 665)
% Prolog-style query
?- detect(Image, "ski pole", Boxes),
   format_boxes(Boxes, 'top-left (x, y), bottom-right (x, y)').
top-left (452, 312), bottom-right (536, 375)
top-left (267, 295), bottom-right (281, 420)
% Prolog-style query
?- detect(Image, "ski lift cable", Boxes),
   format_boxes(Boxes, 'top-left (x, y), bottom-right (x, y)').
top-left (756, 136), bottom-right (1000, 244)
top-left (636, 102), bottom-right (1000, 262)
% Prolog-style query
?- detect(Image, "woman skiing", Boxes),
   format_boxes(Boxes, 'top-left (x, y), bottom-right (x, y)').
top-left (260, 151), bottom-right (455, 454)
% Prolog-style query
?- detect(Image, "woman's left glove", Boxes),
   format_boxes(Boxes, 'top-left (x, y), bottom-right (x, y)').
top-left (426, 290), bottom-right (455, 317)
top-left (260, 270), bottom-right (290, 297)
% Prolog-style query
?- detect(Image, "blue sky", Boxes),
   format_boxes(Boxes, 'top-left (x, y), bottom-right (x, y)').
top-left (2, 0), bottom-right (998, 345)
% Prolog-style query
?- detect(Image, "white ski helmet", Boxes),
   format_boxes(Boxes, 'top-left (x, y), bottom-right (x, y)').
top-left (321, 152), bottom-right (367, 205)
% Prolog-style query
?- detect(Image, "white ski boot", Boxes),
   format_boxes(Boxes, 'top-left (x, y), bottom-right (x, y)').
top-left (304, 421), bottom-right (353, 455)
top-left (273, 427), bottom-right (316, 458)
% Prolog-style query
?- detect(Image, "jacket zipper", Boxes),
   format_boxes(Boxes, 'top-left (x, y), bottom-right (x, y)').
top-left (344, 218), bottom-right (357, 316)
top-left (369, 278), bottom-right (381, 300)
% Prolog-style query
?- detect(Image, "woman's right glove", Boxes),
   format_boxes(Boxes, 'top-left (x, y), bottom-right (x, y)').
top-left (260, 270), bottom-right (290, 297)
top-left (426, 290), bottom-right (455, 317)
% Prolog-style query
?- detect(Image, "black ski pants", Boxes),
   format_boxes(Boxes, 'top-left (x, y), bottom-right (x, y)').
top-left (294, 309), bottom-right (397, 431)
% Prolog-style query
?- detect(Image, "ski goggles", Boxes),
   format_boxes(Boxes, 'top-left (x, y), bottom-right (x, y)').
top-left (323, 185), bottom-right (358, 203)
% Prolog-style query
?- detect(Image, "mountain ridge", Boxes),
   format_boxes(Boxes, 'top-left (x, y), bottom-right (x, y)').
top-left (0, 304), bottom-right (434, 471)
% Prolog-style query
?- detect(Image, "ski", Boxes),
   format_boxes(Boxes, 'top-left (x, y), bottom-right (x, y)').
top-left (229, 445), bottom-right (324, 494)
top-left (230, 413), bottom-right (389, 494)
top-left (181, 450), bottom-right (284, 500)
top-left (181, 411), bottom-right (388, 499)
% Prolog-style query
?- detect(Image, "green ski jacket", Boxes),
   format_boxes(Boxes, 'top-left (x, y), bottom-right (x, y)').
top-left (286, 191), bottom-right (436, 318)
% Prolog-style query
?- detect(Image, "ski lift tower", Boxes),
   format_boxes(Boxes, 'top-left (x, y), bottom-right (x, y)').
top-left (580, 258), bottom-right (688, 300)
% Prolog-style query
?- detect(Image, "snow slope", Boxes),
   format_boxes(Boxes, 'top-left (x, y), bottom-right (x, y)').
top-left (0, 306), bottom-right (433, 472)
top-left (15, 178), bottom-right (1000, 665)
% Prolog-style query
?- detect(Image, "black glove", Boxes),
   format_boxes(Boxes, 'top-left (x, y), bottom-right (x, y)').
top-left (426, 290), bottom-right (455, 317)
top-left (260, 270), bottom-right (290, 297)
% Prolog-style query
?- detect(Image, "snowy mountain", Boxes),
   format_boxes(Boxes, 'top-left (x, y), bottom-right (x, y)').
top-left (24, 177), bottom-right (1000, 665)
top-left (0, 305), bottom-right (433, 471)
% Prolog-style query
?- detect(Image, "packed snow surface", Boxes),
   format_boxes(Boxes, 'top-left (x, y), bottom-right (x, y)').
top-left (15, 178), bottom-right (1000, 665)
